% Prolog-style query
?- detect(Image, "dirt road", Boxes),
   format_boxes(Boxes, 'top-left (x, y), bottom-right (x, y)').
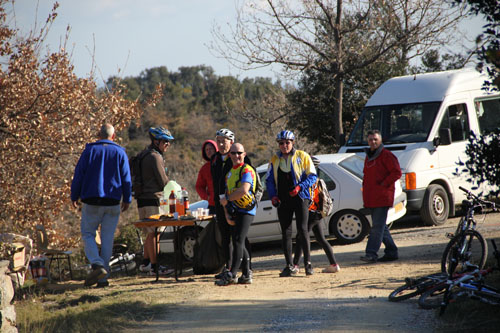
top-left (125, 212), bottom-right (500, 332)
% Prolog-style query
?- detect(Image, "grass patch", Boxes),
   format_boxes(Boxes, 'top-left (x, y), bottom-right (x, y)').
top-left (15, 278), bottom-right (171, 333)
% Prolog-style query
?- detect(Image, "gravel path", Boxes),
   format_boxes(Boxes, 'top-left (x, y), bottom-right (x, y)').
top-left (125, 212), bottom-right (500, 332)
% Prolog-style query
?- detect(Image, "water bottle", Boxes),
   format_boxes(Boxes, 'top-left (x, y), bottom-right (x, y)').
top-left (181, 187), bottom-right (189, 211)
top-left (169, 190), bottom-right (176, 214)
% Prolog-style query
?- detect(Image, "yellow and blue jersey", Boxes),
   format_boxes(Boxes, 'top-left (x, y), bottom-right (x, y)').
top-left (265, 148), bottom-right (317, 200)
top-left (225, 164), bottom-right (257, 215)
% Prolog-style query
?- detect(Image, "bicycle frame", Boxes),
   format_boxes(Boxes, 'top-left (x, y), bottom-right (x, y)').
top-left (442, 187), bottom-right (495, 275)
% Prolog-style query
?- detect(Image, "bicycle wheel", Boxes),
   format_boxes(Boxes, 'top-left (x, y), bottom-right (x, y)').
top-left (441, 230), bottom-right (487, 275)
top-left (388, 273), bottom-right (448, 302)
top-left (418, 283), bottom-right (448, 309)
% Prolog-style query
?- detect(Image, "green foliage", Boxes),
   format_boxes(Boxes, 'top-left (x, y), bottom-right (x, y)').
top-left (455, 0), bottom-right (500, 90)
top-left (115, 66), bottom-right (288, 204)
top-left (417, 50), bottom-right (467, 73)
top-left (288, 60), bottom-right (406, 147)
top-left (114, 224), bottom-right (142, 255)
top-left (457, 130), bottom-right (500, 193)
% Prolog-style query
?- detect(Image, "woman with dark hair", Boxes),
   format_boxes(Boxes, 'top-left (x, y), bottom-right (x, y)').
top-left (195, 140), bottom-right (218, 214)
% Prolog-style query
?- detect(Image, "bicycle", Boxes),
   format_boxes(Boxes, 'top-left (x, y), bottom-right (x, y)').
top-left (441, 186), bottom-right (496, 275)
top-left (419, 239), bottom-right (500, 313)
top-left (388, 272), bottom-right (448, 302)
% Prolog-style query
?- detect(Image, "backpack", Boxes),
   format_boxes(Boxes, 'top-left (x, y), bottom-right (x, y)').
top-left (235, 163), bottom-right (264, 209)
top-left (317, 178), bottom-right (334, 218)
top-left (129, 148), bottom-right (152, 198)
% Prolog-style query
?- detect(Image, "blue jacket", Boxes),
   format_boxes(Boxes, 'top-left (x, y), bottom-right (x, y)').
top-left (71, 139), bottom-right (132, 203)
top-left (266, 149), bottom-right (317, 200)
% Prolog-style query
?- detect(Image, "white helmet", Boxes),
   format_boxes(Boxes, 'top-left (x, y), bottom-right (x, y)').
top-left (216, 128), bottom-right (235, 141)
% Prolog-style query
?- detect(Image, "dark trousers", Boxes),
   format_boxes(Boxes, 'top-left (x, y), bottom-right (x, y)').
top-left (294, 211), bottom-right (337, 266)
top-left (230, 213), bottom-right (254, 276)
top-left (278, 196), bottom-right (310, 266)
top-left (365, 207), bottom-right (398, 259)
top-left (215, 203), bottom-right (252, 269)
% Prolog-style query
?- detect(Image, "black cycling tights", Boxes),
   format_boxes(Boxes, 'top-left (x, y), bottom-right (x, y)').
top-left (293, 212), bottom-right (337, 266)
top-left (230, 213), bottom-right (254, 277)
top-left (278, 196), bottom-right (310, 266)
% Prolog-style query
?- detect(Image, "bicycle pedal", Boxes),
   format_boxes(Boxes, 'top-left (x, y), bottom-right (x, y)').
top-left (445, 232), bottom-right (454, 239)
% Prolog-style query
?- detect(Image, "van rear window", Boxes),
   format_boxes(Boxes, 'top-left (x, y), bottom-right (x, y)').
top-left (476, 96), bottom-right (500, 135)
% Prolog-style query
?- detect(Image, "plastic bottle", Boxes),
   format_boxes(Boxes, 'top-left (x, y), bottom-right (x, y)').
top-left (159, 198), bottom-right (168, 215)
top-left (169, 190), bottom-right (176, 214)
top-left (181, 187), bottom-right (189, 211)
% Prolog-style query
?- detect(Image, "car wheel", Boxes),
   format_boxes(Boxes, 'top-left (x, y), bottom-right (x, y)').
top-left (178, 227), bottom-right (198, 262)
top-left (329, 209), bottom-right (370, 244)
top-left (420, 184), bottom-right (449, 226)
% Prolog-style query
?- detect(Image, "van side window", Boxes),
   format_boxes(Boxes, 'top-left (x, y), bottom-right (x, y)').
top-left (476, 97), bottom-right (500, 135)
top-left (439, 104), bottom-right (470, 142)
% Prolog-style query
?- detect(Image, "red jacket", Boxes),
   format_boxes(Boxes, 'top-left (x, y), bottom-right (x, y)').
top-left (196, 140), bottom-right (217, 206)
top-left (362, 147), bottom-right (402, 208)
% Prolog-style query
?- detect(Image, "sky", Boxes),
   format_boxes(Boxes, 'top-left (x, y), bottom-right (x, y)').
top-left (8, 0), bottom-right (487, 84)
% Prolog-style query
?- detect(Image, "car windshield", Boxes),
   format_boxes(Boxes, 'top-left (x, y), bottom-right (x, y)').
top-left (338, 155), bottom-right (364, 179)
top-left (346, 102), bottom-right (441, 145)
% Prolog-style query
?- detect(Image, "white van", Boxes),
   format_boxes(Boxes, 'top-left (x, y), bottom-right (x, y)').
top-left (339, 68), bottom-right (500, 226)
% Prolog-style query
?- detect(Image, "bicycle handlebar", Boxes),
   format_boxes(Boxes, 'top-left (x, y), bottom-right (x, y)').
top-left (459, 186), bottom-right (497, 211)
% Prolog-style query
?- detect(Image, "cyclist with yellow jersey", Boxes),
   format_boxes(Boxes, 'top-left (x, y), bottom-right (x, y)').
top-left (266, 130), bottom-right (317, 277)
top-left (216, 143), bottom-right (256, 286)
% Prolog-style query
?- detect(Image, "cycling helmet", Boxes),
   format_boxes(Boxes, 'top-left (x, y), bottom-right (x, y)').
top-left (216, 128), bottom-right (235, 141)
top-left (149, 127), bottom-right (174, 141)
top-left (233, 192), bottom-right (256, 210)
top-left (311, 156), bottom-right (320, 167)
top-left (276, 130), bottom-right (295, 142)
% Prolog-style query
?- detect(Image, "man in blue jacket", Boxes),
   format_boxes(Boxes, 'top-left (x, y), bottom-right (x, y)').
top-left (71, 123), bottom-right (132, 287)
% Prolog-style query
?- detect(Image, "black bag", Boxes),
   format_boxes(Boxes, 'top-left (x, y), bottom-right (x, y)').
top-left (192, 220), bottom-right (225, 275)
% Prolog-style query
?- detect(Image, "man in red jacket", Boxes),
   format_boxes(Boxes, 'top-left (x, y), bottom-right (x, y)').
top-left (360, 130), bottom-right (401, 263)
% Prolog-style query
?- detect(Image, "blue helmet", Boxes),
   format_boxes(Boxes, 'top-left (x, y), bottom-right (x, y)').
top-left (276, 130), bottom-right (295, 142)
top-left (149, 127), bottom-right (174, 141)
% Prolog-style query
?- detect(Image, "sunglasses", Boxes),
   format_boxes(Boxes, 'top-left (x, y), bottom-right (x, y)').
top-left (230, 151), bottom-right (244, 156)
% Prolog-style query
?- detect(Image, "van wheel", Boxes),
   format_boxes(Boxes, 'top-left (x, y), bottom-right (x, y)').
top-left (330, 210), bottom-right (370, 244)
top-left (421, 184), bottom-right (449, 226)
top-left (178, 227), bottom-right (198, 262)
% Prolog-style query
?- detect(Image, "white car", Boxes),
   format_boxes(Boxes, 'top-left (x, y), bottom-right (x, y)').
top-left (160, 153), bottom-right (407, 260)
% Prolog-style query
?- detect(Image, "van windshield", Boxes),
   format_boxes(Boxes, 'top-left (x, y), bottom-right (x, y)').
top-left (346, 102), bottom-right (441, 146)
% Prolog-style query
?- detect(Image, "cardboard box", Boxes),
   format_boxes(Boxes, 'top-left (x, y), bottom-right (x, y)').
top-left (11, 242), bottom-right (25, 269)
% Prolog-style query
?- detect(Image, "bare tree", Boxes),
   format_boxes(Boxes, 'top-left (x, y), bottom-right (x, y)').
top-left (0, 1), bottom-right (160, 248)
top-left (211, 0), bottom-right (466, 143)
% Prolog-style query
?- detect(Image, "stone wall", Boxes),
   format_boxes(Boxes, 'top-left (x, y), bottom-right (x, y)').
top-left (0, 260), bottom-right (17, 333)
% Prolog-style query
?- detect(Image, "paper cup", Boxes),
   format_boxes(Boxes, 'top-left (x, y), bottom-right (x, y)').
top-left (173, 212), bottom-right (179, 219)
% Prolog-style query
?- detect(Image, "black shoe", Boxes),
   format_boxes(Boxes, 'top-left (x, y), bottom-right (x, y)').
top-left (360, 255), bottom-right (377, 263)
top-left (84, 265), bottom-right (107, 287)
top-left (279, 265), bottom-right (298, 277)
top-left (215, 272), bottom-right (237, 286)
top-left (305, 263), bottom-right (314, 276)
top-left (96, 280), bottom-right (109, 288)
top-left (378, 255), bottom-right (399, 262)
top-left (238, 270), bottom-right (253, 284)
top-left (215, 267), bottom-right (229, 279)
